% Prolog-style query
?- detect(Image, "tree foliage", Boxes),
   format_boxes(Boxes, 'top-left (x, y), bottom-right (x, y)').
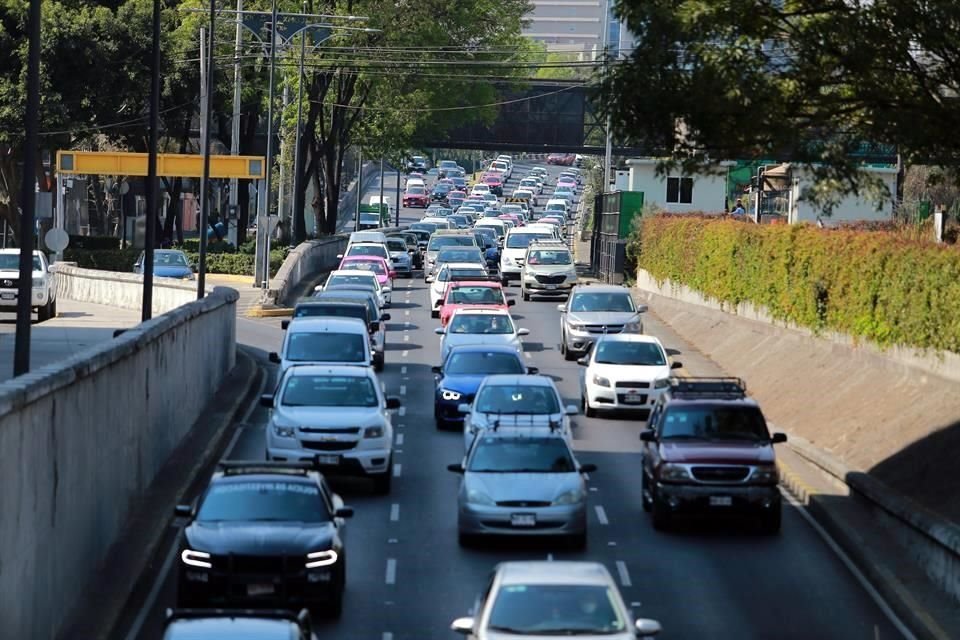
top-left (604, 0), bottom-right (960, 205)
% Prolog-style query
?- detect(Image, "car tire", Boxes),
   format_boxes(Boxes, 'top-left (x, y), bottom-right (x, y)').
top-left (374, 353), bottom-right (385, 372)
top-left (37, 301), bottom-right (49, 322)
top-left (457, 531), bottom-right (478, 548)
top-left (372, 461), bottom-right (393, 495)
top-left (641, 473), bottom-right (653, 513)
top-left (562, 339), bottom-right (577, 362)
top-left (431, 308), bottom-right (439, 319)
top-left (584, 397), bottom-right (596, 418)
top-left (759, 508), bottom-right (782, 535)
top-left (568, 530), bottom-right (587, 551)
top-left (522, 288), bottom-right (530, 301)
top-left (325, 585), bottom-right (344, 619)
top-left (49, 298), bottom-right (57, 318)
top-left (651, 493), bottom-right (671, 531)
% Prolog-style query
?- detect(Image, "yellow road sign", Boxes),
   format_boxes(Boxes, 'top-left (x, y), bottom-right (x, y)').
top-left (56, 151), bottom-right (265, 179)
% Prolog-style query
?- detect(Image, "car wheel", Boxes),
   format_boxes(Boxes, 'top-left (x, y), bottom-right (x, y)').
top-left (567, 530), bottom-right (587, 551)
top-left (641, 473), bottom-right (653, 513)
top-left (325, 584), bottom-right (344, 619)
top-left (431, 308), bottom-right (439, 319)
top-left (651, 491), bottom-right (672, 531)
top-left (372, 461), bottom-right (393, 495)
top-left (374, 353), bottom-right (385, 372)
top-left (522, 288), bottom-right (530, 301)
top-left (458, 531), bottom-right (479, 548)
top-left (584, 396), bottom-right (596, 418)
top-left (37, 302), bottom-right (49, 322)
top-left (759, 508), bottom-right (782, 535)
top-left (562, 340), bottom-right (576, 362)
top-left (49, 299), bottom-right (57, 318)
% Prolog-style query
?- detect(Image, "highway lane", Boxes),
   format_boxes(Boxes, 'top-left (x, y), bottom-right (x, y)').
top-left (118, 161), bottom-right (906, 639)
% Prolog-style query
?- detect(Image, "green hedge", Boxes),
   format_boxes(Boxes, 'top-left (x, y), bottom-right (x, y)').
top-left (182, 249), bottom-right (287, 276)
top-left (635, 214), bottom-right (960, 352)
top-left (64, 247), bottom-right (287, 276)
top-left (64, 248), bottom-right (140, 272)
top-left (69, 235), bottom-right (121, 250)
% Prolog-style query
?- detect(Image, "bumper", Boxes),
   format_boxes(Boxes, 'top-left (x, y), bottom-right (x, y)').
top-left (392, 262), bottom-right (412, 274)
top-left (435, 397), bottom-right (469, 425)
top-left (458, 503), bottom-right (587, 537)
top-left (586, 384), bottom-right (664, 410)
top-left (563, 330), bottom-right (596, 355)
top-left (523, 278), bottom-right (574, 295)
top-left (655, 482), bottom-right (781, 516)
top-left (178, 565), bottom-right (341, 608)
top-left (500, 266), bottom-right (522, 280)
top-left (0, 289), bottom-right (49, 309)
top-left (267, 442), bottom-right (392, 476)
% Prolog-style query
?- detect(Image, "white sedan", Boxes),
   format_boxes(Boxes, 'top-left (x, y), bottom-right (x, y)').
top-left (578, 334), bottom-right (682, 417)
top-left (435, 308), bottom-right (528, 363)
top-left (428, 262), bottom-right (489, 315)
top-left (320, 269), bottom-right (390, 308)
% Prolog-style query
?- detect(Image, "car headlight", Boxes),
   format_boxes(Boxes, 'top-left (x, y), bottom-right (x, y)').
top-left (568, 322), bottom-right (587, 332)
top-left (502, 256), bottom-right (513, 265)
top-left (553, 488), bottom-right (585, 506)
top-left (180, 549), bottom-right (212, 568)
top-left (654, 378), bottom-right (671, 389)
top-left (273, 425), bottom-right (296, 438)
top-left (466, 488), bottom-right (496, 506)
top-left (659, 463), bottom-right (692, 483)
top-left (749, 466), bottom-right (779, 485)
top-left (364, 425), bottom-right (385, 438)
top-left (441, 389), bottom-right (462, 401)
top-left (623, 321), bottom-right (644, 333)
top-left (592, 374), bottom-right (611, 388)
top-left (305, 549), bottom-right (339, 568)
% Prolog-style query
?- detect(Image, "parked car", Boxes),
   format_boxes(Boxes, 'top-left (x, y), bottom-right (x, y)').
top-left (0, 248), bottom-right (57, 321)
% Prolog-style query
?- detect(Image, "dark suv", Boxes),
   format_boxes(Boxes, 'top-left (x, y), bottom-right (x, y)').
top-left (639, 378), bottom-right (787, 533)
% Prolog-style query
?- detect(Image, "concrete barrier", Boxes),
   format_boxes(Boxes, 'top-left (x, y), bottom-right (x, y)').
top-left (0, 286), bottom-right (238, 640)
top-left (52, 263), bottom-right (201, 315)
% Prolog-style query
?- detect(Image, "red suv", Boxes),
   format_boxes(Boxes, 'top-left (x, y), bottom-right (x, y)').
top-left (639, 377), bottom-right (787, 533)
top-left (482, 174), bottom-right (504, 196)
top-left (402, 185), bottom-right (430, 208)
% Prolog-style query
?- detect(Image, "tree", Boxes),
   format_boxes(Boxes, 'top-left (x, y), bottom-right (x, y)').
top-left (603, 0), bottom-right (960, 207)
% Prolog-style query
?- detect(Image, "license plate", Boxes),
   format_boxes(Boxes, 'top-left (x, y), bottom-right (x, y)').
top-left (510, 513), bottom-right (536, 527)
top-left (709, 496), bottom-right (733, 507)
top-left (316, 454), bottom-right (340, 466)
top-left (0, 293), bottom-right (15, 300)
top-left (247, 582), bottom-right (275, 596)
top-left (622, 396), bottom-right (645, 404)
top-left (546, 284), bottom-right (556, 290)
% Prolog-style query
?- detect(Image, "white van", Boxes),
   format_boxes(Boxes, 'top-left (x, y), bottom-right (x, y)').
top-left (500, 229), bottom-right (557, 284)
top-left (543, 199), bottom-right (570, 217)
top-left (349, 230), bottom-right (388, 247)
top-left (474, 218), bottom-right (507, 242)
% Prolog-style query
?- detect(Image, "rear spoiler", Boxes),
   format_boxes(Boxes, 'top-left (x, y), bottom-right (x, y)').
top-left (448, 274), bottom-right (500, 283)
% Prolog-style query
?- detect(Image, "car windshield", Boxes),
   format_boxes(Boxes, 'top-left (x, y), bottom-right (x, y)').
top-left (527, 249), bottom-right (571, 265)
top-left (407, 187), bottom-right (426, 195)
top-left (284, 332), bottom-right (366, 362)
top-left (487, 584), bottom-right (625, 635)
top-left (342, 261), bottom-right (387, 276)
top-left (327, 274), bottom-right (377, 288)
top-left (449, 216), bottom-right (469, 226)
top-left (359, 213), bottom-right (380, 224)
top-left (440, 268), bottom-right (487, 282)
top-left (448, 313), bottom-right (514, 335)
top-left (411, 223), bottom-right (438, 233)
top-left (294, 304), bottom-right (367, 323)
top-left (0, 255), bottom-right (42, 270)
top-left (445, 351), bottom-right (524, 375)
top-left (197, 480), bottom-right (331, 523)
top-left (434, 184), bottom-right (451, 192)
top-left (506, 233), bottom-right (551, 249)
top-left (347, 245), bottom-right (388, 258)
top-left (547, 204), bottom-right (565, 211)
top-left (468, 438), bottom-right (575, 473)
top-left (570, 292), bottom-right (635, 313)
top-left (475, 383), bottom-right (560, 414)
top-left (155, 252), bottom-right (189, 266)
top-left (429, 236), bottom-right (475, 250)
top-left (660, 406), bottom-right (771, 441)
top-left (281, 374), bottom-right (378, 407)
top-left (387, 239), bottom-right (407, 252)
top-left (449, 286), bottom-right (504, 305)
top-left (595, 341), bottom-right (665, 365)
top-left (438, 248), bottom-right (483, 264)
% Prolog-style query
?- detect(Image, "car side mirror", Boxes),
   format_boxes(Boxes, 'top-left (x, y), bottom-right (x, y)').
top-left (457, 403), bottom-right (471, 414)
top-left (526, 366), bottom-right (539, 374)
top-left (580, 463), bottom-right (597, 474)
top-left (370, 321), bottom-right (381, 332)
top-left (670, 361), bottom-right (683, 369)
top-left (268, 352), bottom-right (281, 364)
top-left (426, 276), bottom-right (434, 283)
top-left (281, 319), bottom-right (290, 330)
top-left (390, 271), bottom-right (397, 279)
top-left (259, 394), bottom-right (274, 408)
top-left (434, 299), bottom-right (444, 307)
top-left (174, 504), bottom-right (192, 517)
top-left (564, 404), bottom-right (579, 415)
top-left (335, 506), bottom-right (354, 519)
top-left (386, 396), bottom-right (402, 410)
top-left (636, 304), bottom-right (649, 314)
top-left (576, 357), bottom-right (588, 366)
top-left (431, 365), bottom-right (442, 374)
top-left (382, 286), bottom-right (392, 294)
top-left (336, 254), bottom-right (343, 259)
top-left (451, 617), bottom-right (474, 634)
top-left (507, 299), bottom-right (516, 306)
top-left (640, 430), bottom-right (657, 442)
top-left (771, 432), bottom-right (788, 444)
top-left (447, 463), bottom-right (464, 474)
top-left (380, 313), bottom-right (391, 321)
top-left (435, 327), bottom-right (446, 335)
top-left (635, 618), bottom-right (662, 637)
top-left (517, 328), bottom-right (530, 336)
top-left (556, 304), bottom-right (566, 312)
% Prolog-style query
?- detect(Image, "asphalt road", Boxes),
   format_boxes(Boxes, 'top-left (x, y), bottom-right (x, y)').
top-left (117, 162), bottom-right (907, 639)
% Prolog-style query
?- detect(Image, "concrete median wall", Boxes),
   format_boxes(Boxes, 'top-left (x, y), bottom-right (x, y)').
top-left (0, 286), bottom-right (238, 640)
top-left (52, 263), bottom-right (200, 315)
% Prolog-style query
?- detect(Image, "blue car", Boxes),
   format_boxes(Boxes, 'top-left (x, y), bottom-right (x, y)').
top-left (134, 249), bottom-right (195, 280)
top-left (431, 345), bottom-right (537, 430)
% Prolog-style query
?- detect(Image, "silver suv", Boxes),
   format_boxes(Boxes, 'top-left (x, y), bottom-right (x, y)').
top-left (558, 284), bottom-right (647, 361)
top-left (520, 239), bottom-right (577, 300)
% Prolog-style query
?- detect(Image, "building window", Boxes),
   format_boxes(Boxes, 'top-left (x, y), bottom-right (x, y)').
top-left (666, 177), bottom-right (693, 204)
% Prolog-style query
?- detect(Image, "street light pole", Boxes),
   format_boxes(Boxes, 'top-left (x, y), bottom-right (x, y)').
top-left (395, 164), bottom-right (400, 227)
top-left (198, 0), bottom-right (216, 299)
top-left (379, 157), bottom-right (385, 227)
top-left (228, 0), bottom-right (242, 248)
top-left (142, 0), bottom-right (161, 319)
top-left (354, 150), bottom-right (362, 232)
top-left (291, 0), bottom-right (308, 245)
top-left (260, 0), bottom-right (279, 290)
top-left (600, 0), bottom-right (613, 192)
top-left (13, 0), bottom-right (41, 376)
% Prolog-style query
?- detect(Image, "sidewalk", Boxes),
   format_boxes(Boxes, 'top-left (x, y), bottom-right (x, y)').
top-left (206, 274), bottom-right (262, 317)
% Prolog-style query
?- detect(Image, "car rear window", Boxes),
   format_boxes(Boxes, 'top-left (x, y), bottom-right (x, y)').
top-left (285, 332), bottom-right (366, 363)
top-left (468, 438), bottom-right (575, 473)
top-left (445, 351), bottom-right (524, 375)
top-left (474, 383), bottom-right (560, 413)
top-left (294, 304), bottom-right (367, 323)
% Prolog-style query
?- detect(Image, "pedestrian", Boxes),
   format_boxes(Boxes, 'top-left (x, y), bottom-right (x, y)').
top-left (731, 199), bottom-right (746, 216)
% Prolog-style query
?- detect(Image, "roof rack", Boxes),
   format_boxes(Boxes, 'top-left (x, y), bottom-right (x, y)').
top-left (217, 460), bottom-right (320, 475)
top-left (166, 608), bottom-right (308, 623)
top-left (667, 376), bottom-right (747, 399)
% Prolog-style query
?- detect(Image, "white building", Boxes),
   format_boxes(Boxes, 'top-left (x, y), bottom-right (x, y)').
top-left (625, 158), bottom-right (730, 213)
top-left (762, 163), bottom-right (897, 224)
top-left (524, 0), bottom-right (635, 57)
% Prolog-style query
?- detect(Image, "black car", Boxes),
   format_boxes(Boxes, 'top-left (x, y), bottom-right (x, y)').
top-left (176, 461), bottom-right (353, 616)
top-left (162, 608), bottom-right (314, 640)
top-left (431, 183), bottom-right (452, 201)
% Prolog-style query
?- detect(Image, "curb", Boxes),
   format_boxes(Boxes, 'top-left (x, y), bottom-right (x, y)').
top-left (206, 273), bottom-right (256, 284)
top-left (246, 306), bottom-right (294, 318)
top-left (60, 350), bottom-right (264, 640)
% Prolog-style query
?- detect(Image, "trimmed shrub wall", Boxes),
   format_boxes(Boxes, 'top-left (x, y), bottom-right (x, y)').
top-left (636, 214), bottom-right (960, 352)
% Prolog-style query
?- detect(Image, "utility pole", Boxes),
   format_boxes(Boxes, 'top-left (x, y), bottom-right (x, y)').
top-left (291, 0), bottom-right (308, 246)
top-left (354, 150), bottom-right (362, 232)
top-left (142, 0), bottom-right (161, 319)
top-left (198, 7), bottom-right (216, 299)
top-left (600, 0), bottom-right (613, 194)
top-left (277, 81), bottom-right (290, 240)
top-left (258, 0), bottom-right (279, 291)
top-left (395, 164), bottom-right (401, 227)
top-left (379, 157), bottom-right (385, 227)
top-left (14, 0), bottom-right (40, 376)
top-left (228, 0), bottom-right (242, 248)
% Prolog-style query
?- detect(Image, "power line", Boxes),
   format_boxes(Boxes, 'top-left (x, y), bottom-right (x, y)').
top-left (309, 83), bottom-right (586, 112)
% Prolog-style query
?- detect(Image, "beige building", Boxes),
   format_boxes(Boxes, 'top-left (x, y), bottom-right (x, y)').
top-left (524, 0), bottom-right (634, 56)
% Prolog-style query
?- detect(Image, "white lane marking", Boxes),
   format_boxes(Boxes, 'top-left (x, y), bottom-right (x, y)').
top-left (400, 385), bottom-right (406, 396)
top-left (393, 463), bottom-right (402, 477)
top-left (385, 558), bottom-right (397, 584)
top-left (616, 561), bottom-right (632, 587)
top-left (403, 334), bottom-right (410, 342)
top-left (396, 433), bottom-right (404, 446)
top-left (398, 406), bottom-right (406, 416)
top-left (595, 505), bottom-right (609, 525)
top-left (383, 633), bottom-right (394, 640)
top-left (524, 352), bottom-right (531, 358)
top-left (123, 534), bottom-right (179, 640)
top-left (402, 350), bottom-right (409, 357)
top-left (381, 381), bottom-right (386, 392)
top-left (223, 425), bottom-right (247, 459)
top-left (390, 503), bottom-right (400, 522)
top-left (589, 487), bottom-right (599, 492)
top-left (782, 490), bottom-right (918, 640)
top-left (405, 309), bottom-right (410, 316)
top-left (547, 553), bottom-right (554, 561)
top-left (607, 541), bottom-right (617, 546)
top-left (401, 366), bottom-right (407, 374)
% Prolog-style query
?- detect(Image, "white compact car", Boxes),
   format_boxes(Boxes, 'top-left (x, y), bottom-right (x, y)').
top-left (262, 364), bottom-right (400, 494)
top-left (321, 269), bottom-right (391, 307)
top-left (436, 308), bottom-right (528, 365)
top-left (0, 249), bottom-right (57, 321)
top-left (578, 334), bottom-right (682, 417)
top-left (428, 262), bottom-right (489, 312)
top-left (269, 316), bottom-right (373, 374)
